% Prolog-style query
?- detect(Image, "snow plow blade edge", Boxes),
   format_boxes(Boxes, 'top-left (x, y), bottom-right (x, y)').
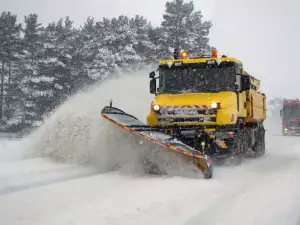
top-left (101, 106), bottom-right (213, 179)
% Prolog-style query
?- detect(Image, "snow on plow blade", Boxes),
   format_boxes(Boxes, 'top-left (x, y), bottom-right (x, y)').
top-left (101, 106), bottom-right (213, 179)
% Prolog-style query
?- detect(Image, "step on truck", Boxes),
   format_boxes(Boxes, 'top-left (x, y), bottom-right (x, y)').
top-left (101, 49), bottom-right (267, 179)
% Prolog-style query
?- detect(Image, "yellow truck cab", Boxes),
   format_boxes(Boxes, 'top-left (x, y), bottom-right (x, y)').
top-left (147, 49), bottom-right (266, 163)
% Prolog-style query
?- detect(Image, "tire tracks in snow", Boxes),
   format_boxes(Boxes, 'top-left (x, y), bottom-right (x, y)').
top-left (185, 135), bottom-right (300, 225)
top-left (0, 158), bottom-right (98, 195)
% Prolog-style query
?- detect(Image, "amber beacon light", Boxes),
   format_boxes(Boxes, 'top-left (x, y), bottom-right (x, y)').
top-left (211, 49), bottom-right (218, 58)
top-left (181, 51), bottom-right (188, 59)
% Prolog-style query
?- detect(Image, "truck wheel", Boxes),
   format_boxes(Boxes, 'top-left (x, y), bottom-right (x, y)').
top-left (253, 125), bottom-right (265, 157)
top-left (257, 135), bottom-right (265, 157)
top-left (203, 167), bottom-right (213, 179)
top-left (228, 152), bottom-right (243, 165)
top-left (253, 143), bottom-right (264, 157)
top-left (204, 173), bottom-right (213, 179)
top-left (230, 129), bottom-right (246, 165)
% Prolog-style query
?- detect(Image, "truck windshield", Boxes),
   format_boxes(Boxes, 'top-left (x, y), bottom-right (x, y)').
top-left (158, 66), bottom-right (236, 94)
top-left (283, 107), bottom-right (300, 117)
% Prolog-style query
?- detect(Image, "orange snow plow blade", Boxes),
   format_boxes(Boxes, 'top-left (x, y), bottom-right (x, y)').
top-left (101, 105), bottom-right (213, 179)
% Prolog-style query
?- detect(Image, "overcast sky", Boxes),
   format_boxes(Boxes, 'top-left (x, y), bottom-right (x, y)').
top-left (211, 0), bottom-right (300, 99)
top-left (1, 0), bottom-right (299, 99)
top-left (1, 0), bottom-right (215, 27)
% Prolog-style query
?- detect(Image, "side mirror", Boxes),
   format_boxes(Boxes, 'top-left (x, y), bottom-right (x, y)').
top-left (174, 49), bottom-right (179, 59)
top-left (280, 109), bottom-right (283, 117)
top-left (149, 71), bottom-right (155, 79)
top-left (150, 78), bottom-right (156, 94)
top-left (241, 75), bottom-right (250, 91)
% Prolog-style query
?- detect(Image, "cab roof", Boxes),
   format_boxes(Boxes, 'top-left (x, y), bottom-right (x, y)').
top-left (283, 99), bottom-right (300, 106)
top-left (159, 55), bottom-right (261, 91)
top-left (159, 57), bottom-right (243, 65)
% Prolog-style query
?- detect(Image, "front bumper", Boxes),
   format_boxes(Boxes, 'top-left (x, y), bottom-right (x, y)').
top-left (283, 127), bottom-right (300, 135)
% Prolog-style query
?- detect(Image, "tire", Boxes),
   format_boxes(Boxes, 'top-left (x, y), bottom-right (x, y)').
top-left (231, 128), bottom-right (246, 165)
top-left (203, 167), bottom-right (213, 179)
top-left (228, 152), bottom-right (243, 166)
top-left (204, 173), bottom-right (213, 179)
top-left (253, 125), bottom-right (265, 157)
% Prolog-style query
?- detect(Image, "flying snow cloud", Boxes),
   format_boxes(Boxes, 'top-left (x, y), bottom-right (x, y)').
top-left (210, 0), bottom-right (300, 99)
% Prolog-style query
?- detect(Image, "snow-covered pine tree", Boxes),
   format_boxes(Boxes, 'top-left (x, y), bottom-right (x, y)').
top-left (29, 21), bottom-right (58, 127)
top-left (160, 0), bottom-right (213, 58)
top-left (161, 0), bottom-right (194, 57)
top-left (77, 17), bottom-right (97, 82)
top-left (105, 16), bottom-right (141, 73)
top-left (58, 17), bottom-right (91, 94)
top-left (187, 10), bottom-right (212, 54)
top-left (147, 26), bottom-right (167, 61)
top-left (19, 13), bottom-right (44, 131)
top-left (129, 15), bottom-right (156, 64)
top-left (0, 11), bottom-right (22, 130)
top-left (39, 17), bottom-right (81, 116)
top-left (69, 19), bottom-right (93, 89)
top-left (52, 17), bottom-right (77, 102)
top-left (78, 17), bottom-right (114, 82)
top-left (3, 59), bottom-right (24, 132)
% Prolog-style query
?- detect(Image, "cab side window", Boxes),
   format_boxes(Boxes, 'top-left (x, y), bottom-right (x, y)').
top-left (241, 75), bottom-right (251, 91)
top-left (235, 74), bottom-right (242, 91)
top-left (235, 63), bottom-right (243, 91)
top-left (158, 69), bottom-right (165, 92)
top-left (236, 63), bottom-right (243, 74)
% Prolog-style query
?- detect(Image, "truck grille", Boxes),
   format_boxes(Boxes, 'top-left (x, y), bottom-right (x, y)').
top-left (289, 121), bottom-right (300, 127)
top-left (158, 117), bottom-right (216, 124)
top-left (158, 109), bottom-right (216, 116)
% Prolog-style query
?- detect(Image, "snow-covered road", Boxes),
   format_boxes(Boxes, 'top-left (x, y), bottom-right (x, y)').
top-left (1, 133), bottom-right (300, 225)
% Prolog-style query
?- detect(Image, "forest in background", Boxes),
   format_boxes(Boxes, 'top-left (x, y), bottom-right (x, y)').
top-left (0, 0), bottom-right (213, 134)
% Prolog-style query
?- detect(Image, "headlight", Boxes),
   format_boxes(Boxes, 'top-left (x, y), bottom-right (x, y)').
top-left (211, 103), bottom-right (220, 109)
top-left (153, 104), bottom-right (160, 111)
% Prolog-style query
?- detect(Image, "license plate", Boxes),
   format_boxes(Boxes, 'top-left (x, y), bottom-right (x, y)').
top-left (291, 127), bottom-right (300, 130)
top-left (216, 141), bottom-right (227, 149)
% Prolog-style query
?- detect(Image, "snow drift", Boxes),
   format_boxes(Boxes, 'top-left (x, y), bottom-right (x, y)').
top-left (21, 68), bottom-right (202, 178)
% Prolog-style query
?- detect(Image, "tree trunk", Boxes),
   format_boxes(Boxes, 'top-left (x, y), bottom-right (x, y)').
top-left (0, 61), bottom-right (5, 121)
top-left (8, 61), bottom-right (11, 85)
top-left (6, 60), bottom-right (12, 118)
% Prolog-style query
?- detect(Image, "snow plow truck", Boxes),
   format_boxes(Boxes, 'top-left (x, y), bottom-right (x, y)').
top-left (101, 49), bottom-right (267, 179)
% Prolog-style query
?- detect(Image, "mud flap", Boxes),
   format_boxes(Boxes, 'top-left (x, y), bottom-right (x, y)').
top-left (209, 139), bottom-right (243, 166)
top-left (101, 106), bottom-right (213, 179)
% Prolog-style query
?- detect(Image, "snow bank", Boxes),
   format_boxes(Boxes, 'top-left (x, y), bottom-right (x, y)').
top-left (0, 139), bottom-right (30, 163)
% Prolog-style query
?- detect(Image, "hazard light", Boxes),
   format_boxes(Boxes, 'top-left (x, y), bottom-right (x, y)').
top-left (181, 51), bottom-right (188, 59)
top-left (153, 104), bottom-right (160, 111)
top-left (211, 102), bottom-right (221, 109)
top-left (212, 49), bottom-right (218, 58)
top-left (227, 131), bottom-right (234, 138)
